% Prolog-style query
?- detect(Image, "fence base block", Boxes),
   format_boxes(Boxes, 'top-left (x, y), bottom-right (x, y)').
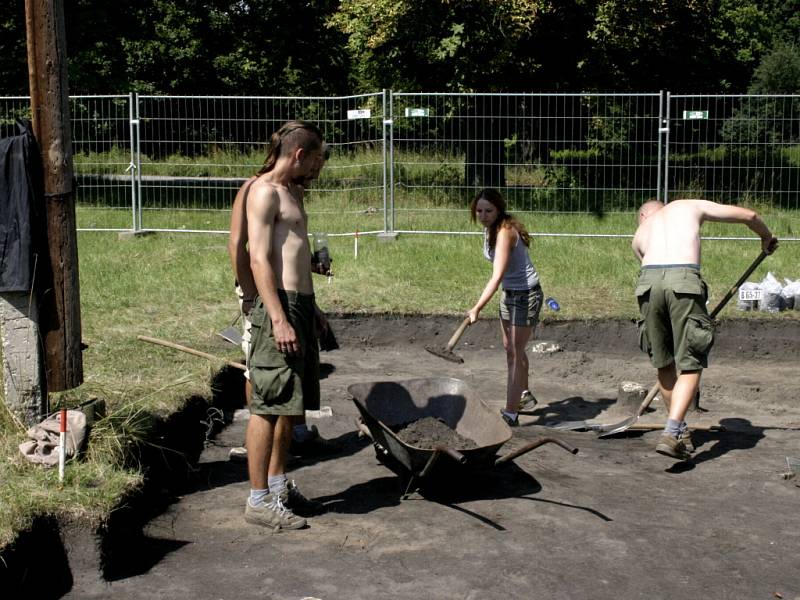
top-left (377, 232), bottom-right (398, 242)
top-left (118, 230), bottom-right (156, 240)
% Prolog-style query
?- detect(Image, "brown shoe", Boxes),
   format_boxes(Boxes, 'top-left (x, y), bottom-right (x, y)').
top-left (244, 495), bottom-right (307, 530)
top-left (678, 428), bottom-right (695, 453)
top-left (655, 433), bottom-right (691, 460)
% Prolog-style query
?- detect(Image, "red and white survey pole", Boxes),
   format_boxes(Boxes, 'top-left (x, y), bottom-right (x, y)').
top-left (58, 408), bottom-right (67, 482)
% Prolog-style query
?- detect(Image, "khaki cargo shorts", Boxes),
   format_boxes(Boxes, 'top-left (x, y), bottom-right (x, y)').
top-left (247, 290), bottom-right (321, 416)
top-left (635, 266), bottom-right (715, 373)
top-left (235, 284), bottom-right (252, 380)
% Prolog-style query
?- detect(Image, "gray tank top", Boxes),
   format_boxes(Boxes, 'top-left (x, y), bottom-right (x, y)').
top-left (483, 229), bottom-right (539, 290)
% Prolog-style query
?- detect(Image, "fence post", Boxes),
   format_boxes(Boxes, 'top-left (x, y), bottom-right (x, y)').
top-left (378, 90), bottom-right (397, 241)
top-left (656, 90), bottom-right (665, 204)
top-left (127, 92), bottom-right (137, 232)
top-left (381, 89), bottom-right (388, 234)
top-left (661, 91), bottom-right (671, 203)
top-left (134, 93), bottom-right (143, 231)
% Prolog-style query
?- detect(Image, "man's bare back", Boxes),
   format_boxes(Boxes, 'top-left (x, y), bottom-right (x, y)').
top-left (633, 199), bottom-right (778, 266)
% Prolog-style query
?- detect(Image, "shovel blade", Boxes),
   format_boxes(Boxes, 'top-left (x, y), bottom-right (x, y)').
top-left (424, 345), bottom-right (464, 364)
top-left (217, 326), bottom-right (243, 346)
top-left (597, 416), bottom-right (638, 438)
top-left (545, 420), bottom-right (590, 431)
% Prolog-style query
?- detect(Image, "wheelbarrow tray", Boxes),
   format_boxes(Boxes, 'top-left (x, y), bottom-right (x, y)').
top-left (348, 378), bottom-right (510, 473)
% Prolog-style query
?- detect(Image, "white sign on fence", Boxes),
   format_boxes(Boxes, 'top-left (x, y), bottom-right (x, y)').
top-left (682, 110), bottom-right (709, 120)
top-left (347, 109), bottom-right (371, 120)
top-left (404, 108), bottom-right (429, 117)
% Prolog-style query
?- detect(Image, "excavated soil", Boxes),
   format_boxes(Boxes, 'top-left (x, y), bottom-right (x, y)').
top-left (394, 417), bottom-right (479, 450)
top-left (7, 316), bottom-right (800, 599)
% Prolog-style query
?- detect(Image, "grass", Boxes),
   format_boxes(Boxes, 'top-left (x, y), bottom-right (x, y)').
top-left (71, 146), bottom-right (800, 234)
top-left (1, 212), bottom-right (799, 550)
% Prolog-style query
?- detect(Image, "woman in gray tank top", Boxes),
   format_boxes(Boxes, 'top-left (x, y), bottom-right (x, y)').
top-left (467, 189), bottom-right (544, 427)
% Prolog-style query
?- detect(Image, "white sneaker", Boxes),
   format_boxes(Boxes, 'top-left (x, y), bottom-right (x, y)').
top-left (519, 390), bottom-right (538, 412)
top-left (228, 446), bottom-right (247, 462)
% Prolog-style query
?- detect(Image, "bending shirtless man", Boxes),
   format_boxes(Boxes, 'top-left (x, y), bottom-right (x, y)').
top-left (632, 199), bottom-right (778, 460)
top-left (237, 121), bottom-right (328, 529)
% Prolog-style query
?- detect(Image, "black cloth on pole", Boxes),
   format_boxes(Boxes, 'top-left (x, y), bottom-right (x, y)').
top-left (0, 119), bottom-right (47, 292)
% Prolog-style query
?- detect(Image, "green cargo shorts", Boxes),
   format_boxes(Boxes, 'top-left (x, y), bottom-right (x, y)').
top-left (246, 290), bottom-right (320, 416)
top-left (635, 266), bottom-right (715, 373)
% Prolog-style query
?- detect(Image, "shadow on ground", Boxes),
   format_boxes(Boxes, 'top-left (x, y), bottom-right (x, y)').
top-left (525, 395), bottom-right (617, 426)
top-left (667, 418), bottom-right (767, 473)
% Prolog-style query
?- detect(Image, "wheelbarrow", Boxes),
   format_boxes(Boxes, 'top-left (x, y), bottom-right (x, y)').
top-left (347, 377), bottom-right (578, 498)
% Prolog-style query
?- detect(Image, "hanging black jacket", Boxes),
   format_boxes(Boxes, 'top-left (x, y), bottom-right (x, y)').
top-left (0, 119), bottom-right (47, 292)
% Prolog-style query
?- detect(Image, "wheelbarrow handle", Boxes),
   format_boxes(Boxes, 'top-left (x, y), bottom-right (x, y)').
top-left (418, 445), bottom-right (466, 478)
top-left (495, 437), bottom-right (578, 466)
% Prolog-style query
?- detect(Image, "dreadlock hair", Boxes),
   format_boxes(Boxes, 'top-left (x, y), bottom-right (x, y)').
top-left (257, 120), bottom-right (324, 176)
top-left (469, 188), bottom-right (530, 250)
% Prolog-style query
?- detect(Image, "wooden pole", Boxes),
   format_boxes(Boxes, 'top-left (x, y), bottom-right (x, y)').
top-left (25, 0), bottom-right (83, 391)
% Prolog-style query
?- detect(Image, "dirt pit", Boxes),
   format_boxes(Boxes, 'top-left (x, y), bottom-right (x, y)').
top-left (58, 316), bottom-right (800, 600)
top-left (394, 417), bottom-right (479, 450)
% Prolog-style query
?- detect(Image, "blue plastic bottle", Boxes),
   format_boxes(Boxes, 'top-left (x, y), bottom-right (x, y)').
top-left (545, 297), bottom-right (560, 311)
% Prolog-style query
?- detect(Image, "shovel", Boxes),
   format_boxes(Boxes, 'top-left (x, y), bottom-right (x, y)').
top-left (218, 312), bottom-right (243, 346)
top-left (597, 249), bottom-right (770, 438)
top-left (425, 317), bottom-right (471, 363)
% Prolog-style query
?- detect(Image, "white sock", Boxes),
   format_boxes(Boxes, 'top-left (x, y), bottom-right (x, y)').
top-left (268, 473), bottom-right (288, 496)
top-left (248, 488), bottom-right (269, 507)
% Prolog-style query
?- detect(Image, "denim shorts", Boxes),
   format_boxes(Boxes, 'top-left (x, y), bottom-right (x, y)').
top-left (499, 284), bottom-right (543, 327)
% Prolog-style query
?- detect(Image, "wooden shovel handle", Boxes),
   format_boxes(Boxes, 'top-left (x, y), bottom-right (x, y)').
top-left (446, 317), bottom-right (472, 351)
top-left (636, 382), bottom-right (661, 417)
top-left (137, 335), bottom-right (247, 371)
top-left (709, 250), bottom-right (769, 319)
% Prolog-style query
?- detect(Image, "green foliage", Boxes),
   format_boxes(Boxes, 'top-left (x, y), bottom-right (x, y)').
top-left (749, 41), bottom-right (800, 94)
top-left (3, 0), bottom-right (800, 95)
top-left (329, 0), bottom-right (552, 91)
top-left (584, 0), bottom-right (773, 91)
top-left (0, 0), bottom-right (27, 94)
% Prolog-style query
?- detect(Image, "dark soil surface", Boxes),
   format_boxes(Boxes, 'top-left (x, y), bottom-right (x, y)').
top-left (59, 316), bottom-right (800, 600)
top-left (394, 417), bottom-right (479, 450)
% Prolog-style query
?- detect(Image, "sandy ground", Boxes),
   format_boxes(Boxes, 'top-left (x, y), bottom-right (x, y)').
top-left (64, 317), bottom-right (800, 600)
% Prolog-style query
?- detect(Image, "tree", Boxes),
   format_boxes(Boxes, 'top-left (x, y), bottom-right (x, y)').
top-left (583, 0), bottom-right (773, 92)
top-left (329, 0), bottom-right (558, 92)
top-left (0, 0), bottom-right (27, 95)
top-left (0, 0), bottom-right (350, 96)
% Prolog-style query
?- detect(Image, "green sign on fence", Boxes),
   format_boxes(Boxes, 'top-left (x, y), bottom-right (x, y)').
top-left (682, 110), bottom-right (709, 120)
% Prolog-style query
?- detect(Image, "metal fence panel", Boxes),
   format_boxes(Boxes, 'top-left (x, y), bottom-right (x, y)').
top-left (71, 95), bottom-right (135, 230)
top-left (135, 93), bottom-right (386, 233)
top-left (667, 95), bottom-right (800, 208)
top-left (390, 92), bottom-right (663, 234)
top-left (1, 94), bottom-right (134, 231)
top-left (3, 92), bottom-right (799, 238)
